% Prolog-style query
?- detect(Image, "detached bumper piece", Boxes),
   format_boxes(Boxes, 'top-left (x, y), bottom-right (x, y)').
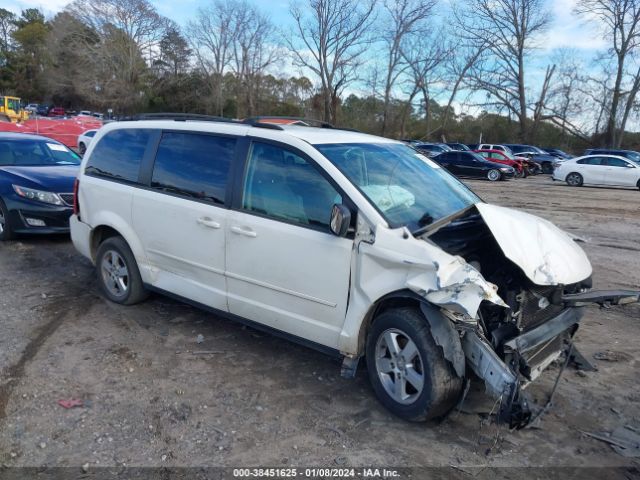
top-left (462, 289), bottom-right (640, 429)
top-left (562, 290), bottom-right (640, 307)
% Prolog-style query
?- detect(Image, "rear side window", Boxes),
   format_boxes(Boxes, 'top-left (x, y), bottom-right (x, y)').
top-left (85, 129), bottom-right (152, 183)
top-left (151, 132), bottom-right (235, 205)
top-left (577, 157), bottom-right (602, 165)
top-left (603, 158), bottom-right (630, 167)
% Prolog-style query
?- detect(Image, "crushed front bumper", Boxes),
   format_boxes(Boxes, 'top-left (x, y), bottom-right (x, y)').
top-left (462, 290), bottom-right (640, 429)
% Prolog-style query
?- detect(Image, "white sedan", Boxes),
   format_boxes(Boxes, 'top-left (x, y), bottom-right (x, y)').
top-left (553, 154), bottom-right (640, 190)
top-left (77, 129), bottom-right (98, 156)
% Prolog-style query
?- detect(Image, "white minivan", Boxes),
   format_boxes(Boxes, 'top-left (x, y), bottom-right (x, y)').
top-left (70, 115), bottom-right (638, 428)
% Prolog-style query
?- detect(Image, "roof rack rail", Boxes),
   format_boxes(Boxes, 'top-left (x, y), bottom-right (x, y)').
top-left (119, 113), bottom-right (237, 123)
top-left (241, 118), bottom-right (284, 130)
top-left (243, 116), bottom-right (359, 132)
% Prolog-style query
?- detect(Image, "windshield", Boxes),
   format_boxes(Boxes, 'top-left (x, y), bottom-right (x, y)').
top-left (623, 151), bottom-right (640, 164)
top-left (0, 140), bottom-right (81, 166)
top-left (315, 143), bottom-right (480, 232)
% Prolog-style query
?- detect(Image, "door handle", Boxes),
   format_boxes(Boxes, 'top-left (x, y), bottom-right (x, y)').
top-left (230, 226), bottom-right (257, 238)
top-left (196, 217), bottom-right (221, 229)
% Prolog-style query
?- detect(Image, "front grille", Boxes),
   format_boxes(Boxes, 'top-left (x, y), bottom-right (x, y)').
top-left (517, 286), bottom-right (565, 331)
top-left (59, 193), bottom-right (74, 206)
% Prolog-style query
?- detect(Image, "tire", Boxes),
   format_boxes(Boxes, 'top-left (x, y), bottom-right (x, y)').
top-left (96, 236), bottom-right (148, 305)
top-left (542, 162), bottom-right (553, 174)
top-left (487, 169), bottom-right (501, 181)
top-left (0, 198), bottom-right (15, 241)
top-left (565, 172), bottom-right (583, 187)
top-left (78, 142), bottom-right (86, 156)
top-left (366, 307), bottom-right (463, 422)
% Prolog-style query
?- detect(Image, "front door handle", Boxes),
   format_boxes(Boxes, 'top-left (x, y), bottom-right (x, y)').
top-left (196, 217), bottom-right (221, 229)
top-left (230, 226), bottom-right (257, 238)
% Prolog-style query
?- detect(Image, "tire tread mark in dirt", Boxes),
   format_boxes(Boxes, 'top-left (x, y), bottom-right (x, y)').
top-left (0, 288), bottom-right (96, 420)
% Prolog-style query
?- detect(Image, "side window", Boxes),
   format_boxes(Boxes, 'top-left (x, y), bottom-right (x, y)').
top-left (85, 128), bottom-right (152, 183)
top-left (242, 142), bottom-right (342, 231)
top-left (603, 158), bottom-right (629, 167)
top-left (577, 158), bottom-right (600, 165)
top-left (151, 132), bottom-right (235, 205)
top-left (86, 131), bottom-right (96, 138)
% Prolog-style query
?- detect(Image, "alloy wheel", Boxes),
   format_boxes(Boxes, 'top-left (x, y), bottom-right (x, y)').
top-left (488, 169), bottom-right (500, 181)
top-left (375, 328), bottom-right (425, 405)
top-left (100, 250), bottom-right (129, 298)
top-left (566, 173), bottom-right (582, 186)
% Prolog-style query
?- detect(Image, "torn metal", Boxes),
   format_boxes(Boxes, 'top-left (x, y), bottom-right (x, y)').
top-left (346, 203), bottom-right (640, 427)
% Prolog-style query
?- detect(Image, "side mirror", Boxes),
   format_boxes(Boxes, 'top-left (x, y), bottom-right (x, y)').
top-left (330, 204), bottom-right (351, 237)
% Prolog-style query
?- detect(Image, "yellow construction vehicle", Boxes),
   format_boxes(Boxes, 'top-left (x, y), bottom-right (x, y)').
top-left (0, 96), bottom-right (29, 123)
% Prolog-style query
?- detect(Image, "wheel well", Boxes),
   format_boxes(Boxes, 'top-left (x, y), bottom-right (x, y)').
top-left (356, 291), bottom-right (424, 355)
top-left (90, 225), bottom-right (121, 261)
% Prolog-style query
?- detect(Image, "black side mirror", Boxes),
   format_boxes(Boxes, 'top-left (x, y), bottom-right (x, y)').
top-left (330, 204), bottom-right (351, 237)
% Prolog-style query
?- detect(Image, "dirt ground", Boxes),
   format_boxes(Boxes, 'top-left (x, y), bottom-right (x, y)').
top-left (0, 176), bottom-right (639, 475)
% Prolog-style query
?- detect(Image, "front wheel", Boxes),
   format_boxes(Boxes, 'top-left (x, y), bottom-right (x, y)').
top-left (0, 198), bottom-right (15, 241)
top-left (366, 307), bottom-right (463, 422)
top-left (487, 169), bottom-right (501, 181)
top-left (542, 162), bottom-right (553, 174)
top-left (96, 236), bottom-right (149, 305)
top-left (566, 172), bottom-right (583, 187)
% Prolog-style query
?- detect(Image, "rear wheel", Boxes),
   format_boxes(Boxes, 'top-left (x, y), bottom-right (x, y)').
top-left (542, 162), bottom-right (553, 174)
top-left (96, 236), bottom-right (148, 305)
top-left (0, 199), bottom-right (15, 241)
top-left (566, 172), bottom-right (583, 187)
top-left (487, 169), bottom-right (501, 181)
top-left (366, 307), bottom-right (463, 422)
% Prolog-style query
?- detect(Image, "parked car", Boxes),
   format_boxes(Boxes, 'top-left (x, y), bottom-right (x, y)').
top-left (77, 129), bottom-right (98, 156)
top-left (503, 144), bottom-right (557, 174)
top-left (413, 142), bottom-right (452, 157)
top-left (553, 154), bottom-right (640, 189)
top-left (477, 144), bottom-right (514, 156)
top-left (36, 104), bottom-right (51, 116)
top-left (48, 107), bottom-right (66, 117)
top-left (0, 132), bottom-right (81, 240)
top-left (433, 150), bottom-right (515, 181)
top-left (466, 143), bottom-right (479, 150)
top-left (474, 149), bottom-right (527, 177)
top-left (583, 149), bottom-right (640, 164)
top-left (543, 148), bottom-right (572, 160)
top-left (25, 103), bottom-right (39, 114)
top-left (70, 115), bottom-right (638, 428)
top-left (444, 142), bottom-right (470, 151)
top-left (79, 110), bottom-right (92, 116)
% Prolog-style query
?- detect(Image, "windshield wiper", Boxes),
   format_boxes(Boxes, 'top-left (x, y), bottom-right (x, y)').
top-left (411, 204), bottom-right (477, 237)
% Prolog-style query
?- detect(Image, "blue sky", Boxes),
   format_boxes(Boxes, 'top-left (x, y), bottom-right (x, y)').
top-left (2, 0), bottom-right (606, 121)
top-left (2, 0), bottom-right (603, 53)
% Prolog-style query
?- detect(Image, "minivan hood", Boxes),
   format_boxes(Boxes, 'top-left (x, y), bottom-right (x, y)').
top-left (475, 203), bottom-right (592, 285)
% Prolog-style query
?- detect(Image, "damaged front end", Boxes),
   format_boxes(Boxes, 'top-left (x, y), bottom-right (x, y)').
top-left (402, 203), bottom-right (640, 428)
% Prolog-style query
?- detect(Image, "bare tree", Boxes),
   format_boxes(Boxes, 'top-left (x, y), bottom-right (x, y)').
top-left (66, 0), bottom-right (166, 111)
top-left (456, 0), bottom-right (550, 141)
top-left (230, 2), bottom-right (278, 117)
top-left (401, 30), bottom-right (449, 138)
top-left (188, 1), bottom-right (238, 116)
top-left (379, 0), bottom-right (434, 136)
top-left (439, 39), bottom-right (485, 140)
top-left (576, 0), bottom-right (640, 146)
top-left (287, 0), bottom-right (376, 124)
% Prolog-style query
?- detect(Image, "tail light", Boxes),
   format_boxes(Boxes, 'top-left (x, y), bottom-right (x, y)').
top-left (73, 178), bottom-right (80, 216)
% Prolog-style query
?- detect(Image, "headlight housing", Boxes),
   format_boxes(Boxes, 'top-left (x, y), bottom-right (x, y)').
top-left (13, 185), bottom-right (64, 206)
top-left (500, 167), bottom-right (512, 172)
